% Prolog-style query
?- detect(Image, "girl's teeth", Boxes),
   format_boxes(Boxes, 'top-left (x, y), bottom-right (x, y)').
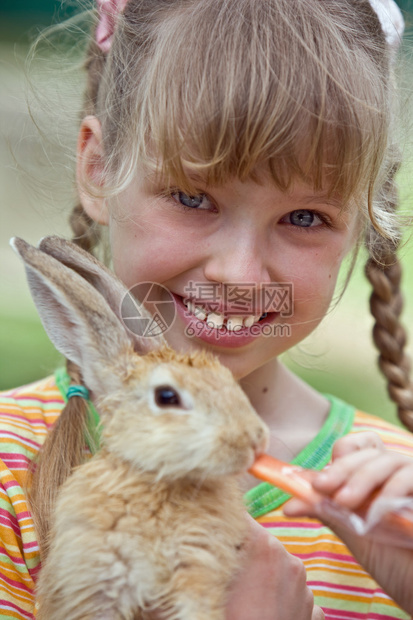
top-left (184, 299), bottom-right (266, 329)
top-left (243, 315), bottom-right (255, 328)
top-left (226, 317), bottom-right (244, 332)
top-left (185, 300), bottom-right (207, 320)
top-left (187, 301), bottom-right (195, 314)
top-left (194, 306), bottom-right (207, 320)
top-left (206, 312), bottom-right (225, 328)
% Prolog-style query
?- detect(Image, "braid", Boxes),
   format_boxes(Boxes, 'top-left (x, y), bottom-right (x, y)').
top-left (365, 159), bottom-right (413, 431)
top-left (28, 39), bottom-right (108, 559)
top-left (28, 362), bottom-right (91, 558)
top-left (69, 202), bottom-right (101, 253)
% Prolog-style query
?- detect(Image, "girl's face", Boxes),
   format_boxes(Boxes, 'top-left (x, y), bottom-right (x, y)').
top-left (102, 169), bottom-right (358, 380)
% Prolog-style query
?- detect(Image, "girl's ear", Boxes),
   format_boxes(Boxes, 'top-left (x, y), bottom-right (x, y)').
top-left (76, 115), bottom-right (109, 226)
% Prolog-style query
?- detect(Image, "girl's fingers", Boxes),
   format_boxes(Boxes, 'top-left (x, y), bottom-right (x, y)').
top-left (312, 605), bottom-right (325, 620)
top-left (285, 454), bottom-right (413, 522)
top-left (331, 432), bottom-right (384, 460)
top-left (331, 453), bottom-right (410, 508)
top-left (312, 433), bottom-right (385, 497)
top-left (312, 448), bottom-right (385, 495)
top-left (286, 433), bottom-right (413, 517)
top-left (315, 451), bottom-right (412, 509)
top-left (379, 462), bottom-right (413, 499)
top-left (283, 497), bottom-right (317, 518)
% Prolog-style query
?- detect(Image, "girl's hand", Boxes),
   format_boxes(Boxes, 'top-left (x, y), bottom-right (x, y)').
top-left (146, 515), bottom-right (324, 620)
top-left (284, 432), bottom-right (413, 615)
top-left (226, 515), bottom-right (325, 620)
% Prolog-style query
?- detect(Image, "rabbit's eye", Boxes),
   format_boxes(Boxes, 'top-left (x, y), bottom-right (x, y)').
top-left (154, 385), bottom-right (182, 407)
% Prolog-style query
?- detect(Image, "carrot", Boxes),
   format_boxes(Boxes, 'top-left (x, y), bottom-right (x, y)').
top-left (249, 454), bottom-right (413, 542)
top-left (249, 454), bottom-right (323, 504)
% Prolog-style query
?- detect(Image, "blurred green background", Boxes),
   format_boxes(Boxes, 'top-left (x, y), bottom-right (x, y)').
top-left (1, 1), bottom-right (413, 432)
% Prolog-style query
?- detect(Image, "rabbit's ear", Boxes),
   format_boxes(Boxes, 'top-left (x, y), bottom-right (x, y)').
top-left (37, 235), bottom-right (167, 354)
top-left (10, 237), bottom-right (136, 396)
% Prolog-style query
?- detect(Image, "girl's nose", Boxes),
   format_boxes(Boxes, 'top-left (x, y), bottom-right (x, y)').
top-left (203, 233), bottom-right (272, 287)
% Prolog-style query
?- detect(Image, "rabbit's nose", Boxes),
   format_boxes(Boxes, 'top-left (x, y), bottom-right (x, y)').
top-left (252, 425), bottom-right (270, 456)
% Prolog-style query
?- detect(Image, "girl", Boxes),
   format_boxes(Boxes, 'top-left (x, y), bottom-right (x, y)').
top-left (2, 0), bottom-right (413, 618)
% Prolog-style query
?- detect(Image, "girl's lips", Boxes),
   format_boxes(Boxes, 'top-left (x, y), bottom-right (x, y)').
top-left (172, 293), bottom-right (279, 349)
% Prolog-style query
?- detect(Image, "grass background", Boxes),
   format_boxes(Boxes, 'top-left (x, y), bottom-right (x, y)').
top-left (1, 2), bottom-right (413, 431)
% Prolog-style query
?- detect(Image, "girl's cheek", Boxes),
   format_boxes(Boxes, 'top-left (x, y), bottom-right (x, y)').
top-left (287, 244), bottom-right (343, 280)
top-left (284, 250), bottom-right (345, 315)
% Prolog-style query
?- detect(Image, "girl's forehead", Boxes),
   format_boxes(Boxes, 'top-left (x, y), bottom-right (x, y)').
top-left (144, 162), bottom-right (354, 201)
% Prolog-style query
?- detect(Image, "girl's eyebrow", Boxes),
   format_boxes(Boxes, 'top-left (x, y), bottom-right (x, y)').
top-left (300, 194), bottom-right (343, 209)
top-left (144, 169), bottom-right (346, 208)
top-left (144, 170), bottom-right (207, 189)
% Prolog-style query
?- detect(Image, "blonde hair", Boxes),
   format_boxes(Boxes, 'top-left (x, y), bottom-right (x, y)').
top-left (98, 0), bottom-right (394, 230)
top-left (30, 0), bottom-right (413, 557)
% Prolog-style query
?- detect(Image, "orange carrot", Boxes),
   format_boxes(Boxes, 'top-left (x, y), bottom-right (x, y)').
top-left (249, 454), bottom-right (413, 541)
top-left (249, 454), bottom-right (323, 504)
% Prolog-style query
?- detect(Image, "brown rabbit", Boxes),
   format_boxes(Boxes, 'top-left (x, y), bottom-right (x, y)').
top-left (11, 236), bottom-right (269, 620)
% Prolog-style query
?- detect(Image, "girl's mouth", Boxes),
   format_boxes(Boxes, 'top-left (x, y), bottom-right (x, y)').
top-left (183, 298), bottom-right (269, 330)
top-left (172, 293), bottom-right (279, 348)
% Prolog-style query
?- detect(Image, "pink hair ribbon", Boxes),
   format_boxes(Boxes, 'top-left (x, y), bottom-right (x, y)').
top-left (95, 0), bottom-right (128, 52)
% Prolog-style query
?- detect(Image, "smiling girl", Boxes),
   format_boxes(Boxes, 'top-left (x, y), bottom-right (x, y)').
top-left (2, 0), bottom-right (413, 619)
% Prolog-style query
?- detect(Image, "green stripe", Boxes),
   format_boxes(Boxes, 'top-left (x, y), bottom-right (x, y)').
top-left (0, 446), bottom-right (38, 456)
top-left (244, 395), bottom-right (355, 518)
top-left (0, 552), bottom-right (30, 575)
top-left (367, 603), bottom-right (410, 619)
top-left (0, 497), bottom-right (17, 520)
top-left (0, 396), bottom-right (61, 411)
top-left (0, 486), bottom-right (23, 501)
top-left (313, 595), bottom-right (409, 620)
top-left (54, 367), bottom-right (102, 455)
top-left (264, 524), bottom-right (332, 538)
top-left (25, 556), bottom-right (40, 571)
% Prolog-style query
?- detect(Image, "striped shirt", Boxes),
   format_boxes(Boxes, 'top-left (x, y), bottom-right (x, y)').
top-left (0, 369), bottom-right (412, 619)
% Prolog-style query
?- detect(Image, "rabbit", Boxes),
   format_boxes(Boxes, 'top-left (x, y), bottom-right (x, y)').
top-left (11, 236), bottom-right (269, 620)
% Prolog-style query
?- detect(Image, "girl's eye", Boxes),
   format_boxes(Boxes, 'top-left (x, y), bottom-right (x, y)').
top-left (282, 210), bottom-right (324, 228)
top-left (172, 191), bottom-right (212, 210)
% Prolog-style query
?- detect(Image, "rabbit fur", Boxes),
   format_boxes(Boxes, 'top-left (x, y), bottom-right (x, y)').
top-left (11, 236), bottom-right (269, 620)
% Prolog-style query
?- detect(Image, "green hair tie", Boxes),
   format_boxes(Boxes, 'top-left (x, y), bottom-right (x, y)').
top-left (67, 385), bottom-right (90, 400)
